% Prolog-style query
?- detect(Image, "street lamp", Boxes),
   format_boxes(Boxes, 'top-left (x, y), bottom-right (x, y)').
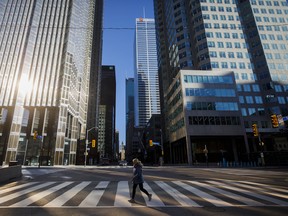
top-left (85, 126), bottom-right (97, 167)
top-left (160, 129), bottom-right (163, 166)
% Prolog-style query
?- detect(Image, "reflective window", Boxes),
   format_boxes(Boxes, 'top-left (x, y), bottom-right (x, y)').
top-left (255, 96), bottom-right (263, 104)
top-left (246, 96), bottom-right (254, 104)
top-left (252, 84), bottom-right (260, 92)
top-left (184, 75), bottom-right (233, 84)
top-left (185, 88), bottom-right (236, 97)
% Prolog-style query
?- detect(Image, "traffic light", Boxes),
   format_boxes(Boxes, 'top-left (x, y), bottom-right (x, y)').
top-left (92, 139), bottom-right (96, 148)
top-left (33, 131), bottom-right (38, 140)
top-left (271, 114), bottom-right (279, 128)
top-left (149, 140), bottom-right (153, 147)
top-left (252, 124), bottom-right (258, 137)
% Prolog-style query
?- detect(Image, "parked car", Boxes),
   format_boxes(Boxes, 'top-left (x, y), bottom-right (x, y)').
top-left (118, 160), bottom-right (127, 166)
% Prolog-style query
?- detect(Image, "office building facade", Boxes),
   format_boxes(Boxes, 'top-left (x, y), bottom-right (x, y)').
top-left (99, 66), bottom-right (116, 160)
top-left (134, 18), bottom-right (160, 127)
top-left (125, 78), bottom-right (135, 160)
top-left (154, 0), bottom-right (288, 165)
top-left (0, 0), bottom-right (103, 166)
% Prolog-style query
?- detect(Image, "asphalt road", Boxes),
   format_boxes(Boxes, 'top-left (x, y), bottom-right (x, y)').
top-left (0, 165), bottom-right (287, 216)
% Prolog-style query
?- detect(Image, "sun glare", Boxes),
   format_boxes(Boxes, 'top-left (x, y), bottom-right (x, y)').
top-left (18, 74), bottom-right (33, 97)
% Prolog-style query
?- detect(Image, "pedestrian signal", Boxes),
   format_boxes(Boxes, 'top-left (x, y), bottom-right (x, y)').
top-left (92, 139), bottom-right (96, 148)
top-left (252, 124), bottom-right (258, 137)
top-left (271, 114), bottom-right (279, 128)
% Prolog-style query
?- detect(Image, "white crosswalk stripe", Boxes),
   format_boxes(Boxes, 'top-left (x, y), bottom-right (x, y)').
top-left (230, 181), bottom-right (288, 202)
top-left (0, 182), bottom-right (55, 204)
top-left (155, 181), bottom-right (201, 207)
top-left (174, 181), bottom-right (233, 207)
top-left (45, 181), bottom-right (90, 207)
top-left (142, 182), bottom-right (165, 207)
top-left (208, 181), bottom-right (288, 206)
top-left (0, 182), bottom-right (39, 195)
top-left (114, 181), bottom-right (131, 207)
top-left (79, 181), bottom-right (109, 207)
top-left (0, 180), bottom-right (287, 208)
top-left (11, 182), bottom-right (73, 207)
top-left (190, 181), bottom-right (264, 206)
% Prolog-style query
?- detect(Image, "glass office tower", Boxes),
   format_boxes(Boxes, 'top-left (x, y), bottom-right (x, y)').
top-left (0, 0), bottom-right (102, 166)
top-left (154, 0), bottom-right (288, 165)
top-left (134, 18), bottom-right (160, 127)
top-left (99, 66), bottom-right (116, 160)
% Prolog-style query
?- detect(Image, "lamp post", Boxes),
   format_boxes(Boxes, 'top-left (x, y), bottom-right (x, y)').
top-left (160, 129), bottom-right (163, 166)
top-left (203, 145), bottom-right (208, 167)
top-left (85, 126), bottom-right (97, 167)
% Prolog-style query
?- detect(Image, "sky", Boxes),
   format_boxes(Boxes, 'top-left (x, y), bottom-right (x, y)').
top-left (102, 0), bottom-right (155, 146)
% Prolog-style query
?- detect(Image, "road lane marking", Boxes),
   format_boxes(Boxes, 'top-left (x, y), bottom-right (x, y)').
top-left (0, 180), bottom-right (287, 208)
top-left (0, 182), bottom-right (39, 195)
top-left (208, 181), bottom-right (288, 206)
top-left (155, 181), bottom-right (201, 207)
top-left (190, 181), bottom-right (264, 206)
top-left (231, 182), bottom-right (288, 201)
top-left (45, 181), bottom-right (90, 207)
top-left (174, 181), bottom-right (233, 207)
top-left (11, 182), bottom-right (73, 207)
top-left (114, 181), bottom-right (131, 207)
top-left (142, 182), bottom-right (165, 207)
top-left (238, 181), bottom-right (288, 194)
top-left (79, 181), bottom-right (109, 207)
top-left (0, 182), bottom-right (55, 204)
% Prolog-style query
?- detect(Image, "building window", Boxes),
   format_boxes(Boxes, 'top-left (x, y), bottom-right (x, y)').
top-left (188, 115), bottom-right (240, 126)
top-left (221, 62), bottom-right (228, 68)
top-left (252, 84), bottom-right (260, 92)
top-left (211, 62), bottom-right (219, 68)
top-left (241, 108), bottom-right (247, 116)
top-left (255, 96), bottom-right (263, 104)
top-left (248, 108), bottom-right (256, 116)
top-left (220, 51), bottom-right (226, 58)
top-left (275, 85), bottom-right (282, 92)
top-left (230, 62), bottom-right (237, 68)
top-left (228, 52), bottom-right (234, 58)
top-left (218, 42), bottom-right (224, 48)
top-left (278, 97), bottom-right (286, 104)
top-left (243, 84), bottom-right (251, 91)
top-left (246, 96), bottom-right (254, 104)
top-left (239, 62), bottom-right (246, 69)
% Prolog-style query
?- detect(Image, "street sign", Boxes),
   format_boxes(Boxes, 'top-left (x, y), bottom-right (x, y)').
top-left (282, 116), bottom-right (288, 121)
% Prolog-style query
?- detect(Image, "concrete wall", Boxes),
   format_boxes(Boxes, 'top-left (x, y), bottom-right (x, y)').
top-left (0, 165), bottom-right (22, 184)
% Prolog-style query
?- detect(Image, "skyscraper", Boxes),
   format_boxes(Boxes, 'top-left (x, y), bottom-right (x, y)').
top-left (99, 65), bottom-right (116, 160)
top-left (0, 0), bottom-right (103, 166)
top-left (154, 0), bottom-right (288, 165)
top-left (125, 78), bottom-right (134, 158)
top-left (134, 18), bottom-right (160, 127)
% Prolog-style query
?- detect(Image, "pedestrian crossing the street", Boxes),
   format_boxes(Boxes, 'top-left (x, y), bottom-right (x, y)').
top-left (0, 180), bottom-right (287, 208)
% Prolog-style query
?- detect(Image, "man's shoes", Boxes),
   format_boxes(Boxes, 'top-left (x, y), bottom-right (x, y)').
top-left (148, 194), bottom-right (152, 201)
top-left (128, 199), bottom-right (136, 203)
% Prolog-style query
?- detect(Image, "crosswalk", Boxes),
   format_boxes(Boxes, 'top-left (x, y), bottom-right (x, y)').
top-left (0, 180), bottom-right (287, 208)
